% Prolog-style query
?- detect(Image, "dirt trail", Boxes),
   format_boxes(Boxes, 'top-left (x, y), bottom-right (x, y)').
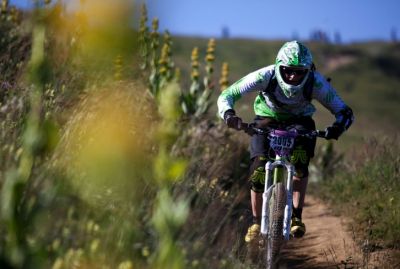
top-left (242, 193), bottom-right (395, 268)
top-left (278, 195), bottom-right (361, 269)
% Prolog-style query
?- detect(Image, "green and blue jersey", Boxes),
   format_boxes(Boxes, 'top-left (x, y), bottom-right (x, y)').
top-left (217, 65), bottom-right (349, 122)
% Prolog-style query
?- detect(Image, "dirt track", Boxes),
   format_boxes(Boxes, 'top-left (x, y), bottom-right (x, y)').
top-left (242, 193), bottom-right (397, 268)
top-left (278, 195), bottom-right (362, 269)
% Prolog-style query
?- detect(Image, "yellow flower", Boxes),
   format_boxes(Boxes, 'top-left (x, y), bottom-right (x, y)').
top-left (159, 66), bottom-right (167, 75)
top-left (152, 17), bottom-right (159, 31)
top-left (191, 47), bottom-right (199, 61)
top-left (118, 261), bottom-right (133, 269)
top-left (142, 246), bottom-right (150, 257)
top-left (158, 58), bottom-right (167, 65)
top-left (206, 54), bottom-right (215, 62)
top-left (191, 70), bottom-right (199, 79)
top-left (207, 47), bottom-right (215, 54)
top-left (191, 60), bottom-right (199, 68)
top-left (90, 239), bottom-right (100, 253)
top-left (1, 0), bottom-right (8, 12)
top-left (51, 258), bottom-right (64, 269)
top-left (52, 239), bottom-right (61, 251)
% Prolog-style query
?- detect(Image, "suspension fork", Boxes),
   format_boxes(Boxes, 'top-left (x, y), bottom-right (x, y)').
top-left (260, 157), bottom-right (295, 240)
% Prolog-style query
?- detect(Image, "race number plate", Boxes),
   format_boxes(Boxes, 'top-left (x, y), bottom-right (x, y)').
top-left (270, 135), bottom-right (295, 154)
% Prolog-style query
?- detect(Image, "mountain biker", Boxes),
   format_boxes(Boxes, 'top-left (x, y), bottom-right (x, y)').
top-left (217, 40), bottom-right (354, 242)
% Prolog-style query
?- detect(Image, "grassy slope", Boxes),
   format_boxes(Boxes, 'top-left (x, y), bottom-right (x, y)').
top-left (315, 136), bottom-right (400, 249)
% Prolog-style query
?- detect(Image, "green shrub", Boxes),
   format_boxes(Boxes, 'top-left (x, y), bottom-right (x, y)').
top-left (315, 136), bottom-right (400, 249)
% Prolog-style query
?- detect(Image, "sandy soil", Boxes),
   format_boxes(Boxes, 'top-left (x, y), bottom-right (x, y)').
top-left (277, 195), bottom-right (400, 269)
top-left (278, 195), bottom-right (361, 268)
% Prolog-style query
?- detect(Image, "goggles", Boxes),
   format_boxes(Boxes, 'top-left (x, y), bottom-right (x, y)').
top-left (280, 66), bottom-right (308, 77)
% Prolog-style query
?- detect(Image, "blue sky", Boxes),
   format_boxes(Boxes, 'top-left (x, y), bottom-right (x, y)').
top-left (10, 0), bottom-right (400, 43)
top-left (144, 0), bottom-right (399, 43)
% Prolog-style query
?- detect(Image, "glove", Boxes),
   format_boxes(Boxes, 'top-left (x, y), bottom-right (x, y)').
top-left (224, 110), bottom-right (242, 130)
top-left (325, 124), bottom-right (344, 140)
top-left (335, 106), bottom-right (354, 130)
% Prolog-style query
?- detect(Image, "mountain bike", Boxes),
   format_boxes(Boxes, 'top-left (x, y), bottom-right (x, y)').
top-left (240, 122), bottom-right (326, 269)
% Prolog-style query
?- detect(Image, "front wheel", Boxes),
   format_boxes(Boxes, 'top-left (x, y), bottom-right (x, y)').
top-left (265, 182), bottom-right (286, 269)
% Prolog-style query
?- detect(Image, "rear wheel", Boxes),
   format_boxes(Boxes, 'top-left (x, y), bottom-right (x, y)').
top-left (265, 182), bottom-right (286, 269)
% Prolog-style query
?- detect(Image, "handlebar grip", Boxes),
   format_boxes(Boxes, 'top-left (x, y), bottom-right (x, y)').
top-left (316, 130), bottom-right (327, 138)
top-left (239, 122), bottom-right (249, 130)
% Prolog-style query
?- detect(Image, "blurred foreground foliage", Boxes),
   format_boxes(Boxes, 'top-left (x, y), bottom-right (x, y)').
top-left (0, 0), bottom-right (236, 267)
top-left (0, 1), bottom-right (226, 268)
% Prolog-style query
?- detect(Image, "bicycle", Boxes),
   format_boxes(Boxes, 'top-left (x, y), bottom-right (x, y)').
top-left (240, 122), bottom-right (326, 269)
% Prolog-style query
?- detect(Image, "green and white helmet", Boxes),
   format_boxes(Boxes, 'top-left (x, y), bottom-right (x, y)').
top-left (275, 40), bottom-right (313, 98)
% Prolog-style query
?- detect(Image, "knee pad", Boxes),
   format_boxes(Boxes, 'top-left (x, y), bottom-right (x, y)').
top-left (295, 165), bottom-right (309, 178)
top-left (291, 145), bottom-right (310, 178)
top-left (249, 156), bottom-right (267, 193)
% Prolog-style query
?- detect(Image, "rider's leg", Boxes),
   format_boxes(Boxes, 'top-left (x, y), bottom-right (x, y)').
top-left (292, 175), bottom-right (308, 218)
top-left (291, 171), bottom-right (308, 238)
top-left (291, 145), bottom-right (312, 237)
top-left (247, 116), bottom-right (274, 242)
top-left (290, 116), bottom-right (316, 220)
top-left (251, 190), bottom-right (262, 220)
top-left (249, 156), bottom-right (267, 221)
top-left (245, 155), bottom-right (267, 243)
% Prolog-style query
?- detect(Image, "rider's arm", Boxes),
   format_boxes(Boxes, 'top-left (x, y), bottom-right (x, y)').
top-left (312, 72), bottom-right (354, 136)
top-left (217, 66), bottom-right (273, 120)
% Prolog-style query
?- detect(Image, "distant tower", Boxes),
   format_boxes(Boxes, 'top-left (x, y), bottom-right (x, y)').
top-left (291, 31), bottom-right (299, 41)
top-left (390, 27), bottom-right (397, 43)
top-left (221, 26), bottom-right (230, 39)
top-left (334, 31), bottom-right (342, 44)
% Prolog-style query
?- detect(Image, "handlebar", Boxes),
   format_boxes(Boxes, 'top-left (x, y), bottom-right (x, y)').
top-left (239, 122), bottom-right (327, 139)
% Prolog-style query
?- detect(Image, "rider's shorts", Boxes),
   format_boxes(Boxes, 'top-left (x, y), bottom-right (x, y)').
top-left (248, 116), bottom-right (316, 192)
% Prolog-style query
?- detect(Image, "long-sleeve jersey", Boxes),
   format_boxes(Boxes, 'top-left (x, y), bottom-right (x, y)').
top-left (217, 65), bottom-right (350, 123)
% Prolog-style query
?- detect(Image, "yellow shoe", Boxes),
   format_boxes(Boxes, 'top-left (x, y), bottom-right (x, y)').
top-left (291, 217), bottom-right (306, 238)
top-left (245, 224), bottom-right (260, 243)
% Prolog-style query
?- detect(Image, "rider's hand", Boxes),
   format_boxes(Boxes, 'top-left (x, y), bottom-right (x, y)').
top-left (224, 110), bottom-right (242, 130)
top-left (325, 124), bottom-right (344, 140)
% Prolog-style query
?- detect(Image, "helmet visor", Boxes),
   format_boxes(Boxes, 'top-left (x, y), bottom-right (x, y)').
top-left (279, 66), bottom-right (308, 86)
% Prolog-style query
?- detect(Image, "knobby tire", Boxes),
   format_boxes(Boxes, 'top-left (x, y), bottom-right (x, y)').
top-left (266, 182), bottom-right (287, 269)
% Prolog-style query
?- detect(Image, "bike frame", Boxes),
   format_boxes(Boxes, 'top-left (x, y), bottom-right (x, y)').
top-left (260, 152), bottom-right (295, 241)
top-left (239, 122), bottom-right (325, 269)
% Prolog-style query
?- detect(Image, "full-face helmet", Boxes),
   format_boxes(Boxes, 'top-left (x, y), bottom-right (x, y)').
top-left (275, 41), bottom-right (313, 98)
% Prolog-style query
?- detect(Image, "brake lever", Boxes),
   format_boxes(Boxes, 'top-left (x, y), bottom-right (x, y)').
top-left (239, 122), bottom-right (256, 135)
